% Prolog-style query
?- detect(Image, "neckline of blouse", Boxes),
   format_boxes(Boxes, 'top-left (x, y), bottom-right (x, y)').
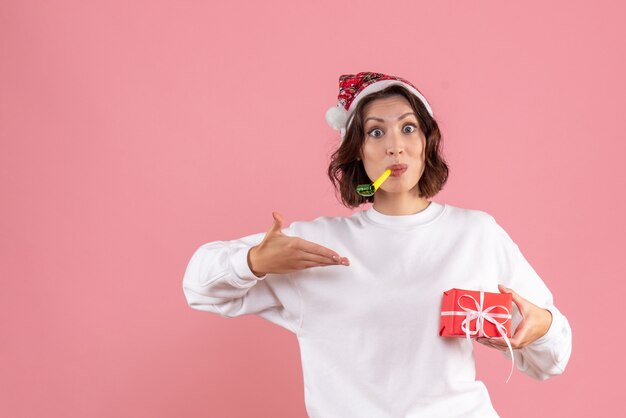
top-left (362, 200), bottom-right (446, 228)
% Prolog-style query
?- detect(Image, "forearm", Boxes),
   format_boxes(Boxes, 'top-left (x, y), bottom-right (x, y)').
top-left (183, 234), bottom-right (266, 315)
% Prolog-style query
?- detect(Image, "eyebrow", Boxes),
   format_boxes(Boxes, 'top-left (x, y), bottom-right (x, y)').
top-left (364, 112), bottom-right (417, 124)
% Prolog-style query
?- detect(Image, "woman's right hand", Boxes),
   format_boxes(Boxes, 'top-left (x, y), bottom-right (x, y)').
top-left (247, 211), bottom-right (350, 278)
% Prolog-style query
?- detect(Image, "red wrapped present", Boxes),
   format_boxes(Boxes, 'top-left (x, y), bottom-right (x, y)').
top-left (439, 288), bottom-right (516, 383)
top-left (439, 288), bottom-right (513, 339)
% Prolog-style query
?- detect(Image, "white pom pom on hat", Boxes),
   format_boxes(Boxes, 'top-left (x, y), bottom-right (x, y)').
top-left (326, 72), bottom-right (434, 141)
top-left (325, 104), bottom-right (348, 130)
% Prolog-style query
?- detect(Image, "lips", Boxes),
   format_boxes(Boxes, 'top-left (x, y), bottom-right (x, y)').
top-left (387, 164), bottom-right (407, 170)
top-left (387, 164), bottom-right (407, 177)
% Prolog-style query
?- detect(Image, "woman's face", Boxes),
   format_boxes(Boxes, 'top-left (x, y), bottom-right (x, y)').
top-left (360, 95), bottom-right (426, 197)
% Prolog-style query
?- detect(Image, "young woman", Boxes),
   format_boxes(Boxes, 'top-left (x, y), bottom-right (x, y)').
top-left (183, 72), bottom-right (572, 418)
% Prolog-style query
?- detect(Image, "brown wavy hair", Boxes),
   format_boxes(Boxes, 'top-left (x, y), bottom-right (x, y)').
top-left (327, 84), bottom-right (449, 208)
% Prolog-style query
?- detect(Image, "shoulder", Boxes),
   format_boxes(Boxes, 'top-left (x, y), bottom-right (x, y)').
top-left (441, 202), bottom-right (515, 243)
top-left (284, 211), bottom-right (362, 237)
top-left (446, 202), bottom-right (519, 249)
top-left (442, 202), bottom-right (499, 228)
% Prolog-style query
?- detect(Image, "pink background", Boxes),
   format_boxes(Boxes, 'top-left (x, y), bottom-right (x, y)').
top-left (1, 1), bottom-right (624, 417)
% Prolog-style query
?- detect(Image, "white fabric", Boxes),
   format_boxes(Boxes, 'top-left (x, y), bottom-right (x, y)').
top-left (182, 200), bottom-right (572, 418)
top-left (346, 79), bottom-right (434, 123)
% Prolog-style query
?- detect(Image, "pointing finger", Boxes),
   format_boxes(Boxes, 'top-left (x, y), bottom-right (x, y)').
top-left (297, 238), bottom-right (346, 263)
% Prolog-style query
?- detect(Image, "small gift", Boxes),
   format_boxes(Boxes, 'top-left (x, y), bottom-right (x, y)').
top-left (439, 288), bottom-right (515, 382)
top-left (439, 288), bottom-right (512, 339)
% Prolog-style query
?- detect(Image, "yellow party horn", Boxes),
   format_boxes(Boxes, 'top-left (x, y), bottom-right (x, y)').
top-left (356, 169), bottom-right (392, 197)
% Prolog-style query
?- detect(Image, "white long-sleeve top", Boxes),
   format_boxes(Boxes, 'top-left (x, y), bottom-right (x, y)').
top-left (182, 200), bottom-right (572, 418)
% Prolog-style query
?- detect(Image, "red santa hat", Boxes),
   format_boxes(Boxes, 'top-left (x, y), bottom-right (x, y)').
top-left (325, 71), bottom-right (434, 140)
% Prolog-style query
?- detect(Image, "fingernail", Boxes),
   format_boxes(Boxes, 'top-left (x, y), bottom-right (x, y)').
top-left (332, 255), bottom-right (338, 261)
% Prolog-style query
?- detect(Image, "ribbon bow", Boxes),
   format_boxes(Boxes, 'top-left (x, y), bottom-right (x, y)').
top-left (443, 291), bottom-right (515, 383)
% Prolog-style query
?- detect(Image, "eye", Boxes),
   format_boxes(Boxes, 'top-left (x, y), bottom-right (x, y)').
top-left (403, 124), bottom-right (417, 134)
top-left (367, 128), bottom-right (384, 138)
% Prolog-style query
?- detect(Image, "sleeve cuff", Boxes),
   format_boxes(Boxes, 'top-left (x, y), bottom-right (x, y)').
top-left (229, 246), bottom-right (266, 286)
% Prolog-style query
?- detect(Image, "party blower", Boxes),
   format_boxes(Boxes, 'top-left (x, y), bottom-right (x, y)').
top-left (356, 169), bottom-right (392, 197)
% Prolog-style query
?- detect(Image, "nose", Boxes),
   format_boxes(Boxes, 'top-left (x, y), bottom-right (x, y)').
top-left (386, 130), bottom-right (404, 156)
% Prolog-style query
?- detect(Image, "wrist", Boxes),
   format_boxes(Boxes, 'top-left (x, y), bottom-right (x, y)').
top-left (543, 308), bottom-right (553, 333)
top-left (537, 308), bottom-right (553, 339)
top-left (247, 246), bottom-right (265, 278)
top-left (531, 307), bottom-right (559, 346)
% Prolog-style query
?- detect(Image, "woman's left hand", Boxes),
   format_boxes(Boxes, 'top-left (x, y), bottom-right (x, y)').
top-left (476, 284), bottom-right (553, 351)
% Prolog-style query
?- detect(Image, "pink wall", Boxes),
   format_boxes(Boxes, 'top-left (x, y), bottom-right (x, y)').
top-left (1, 1), bottom-right (623, 416)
